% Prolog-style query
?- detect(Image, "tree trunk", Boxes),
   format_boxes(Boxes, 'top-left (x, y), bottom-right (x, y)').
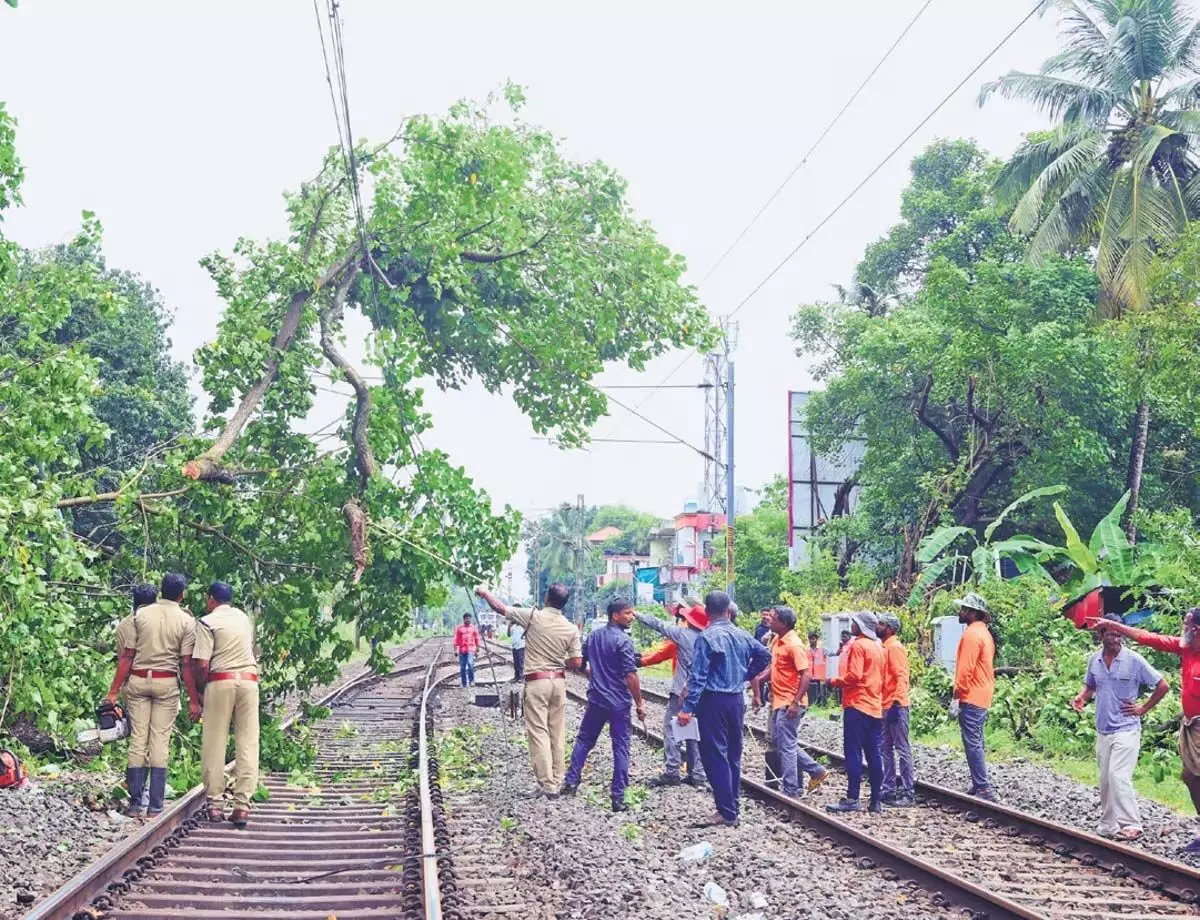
top-left (1123, 399), bottom-right (1150, 541)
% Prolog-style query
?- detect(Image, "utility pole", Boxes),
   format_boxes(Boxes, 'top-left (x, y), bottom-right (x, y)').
top-left (573, 493), bottom-right (586, 627)
top-left (725, 361), bottom-right (736, 602)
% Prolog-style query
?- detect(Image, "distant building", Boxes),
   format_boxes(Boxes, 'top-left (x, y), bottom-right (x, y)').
top-left (596, 551), bottom-right (651, 588)
top-left (586, 526), bottom-right (623, 545)
top-left (633, 501), bottom-right (726, 605)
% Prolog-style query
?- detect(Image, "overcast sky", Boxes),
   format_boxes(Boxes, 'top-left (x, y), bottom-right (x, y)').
top-left (1, 1), bottom-right (1063, 588)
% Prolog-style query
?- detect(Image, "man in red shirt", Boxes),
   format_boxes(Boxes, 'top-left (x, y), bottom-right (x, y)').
top-left (1090, 609), bottom-right (1200, 854)
top-left (454, 613), bottom-right (482, 688)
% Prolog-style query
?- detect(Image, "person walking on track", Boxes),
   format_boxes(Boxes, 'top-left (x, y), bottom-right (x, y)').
top-left (808, 632), bottom-right (827, 707)
top-left (106, 574), bottom-right (201, 818)
top-left (878, 613), bottom-right (915, 807)
top-left (508, 618), bottom-right (526, 684)
top-left (454, 612), bottom-right (482, 687)
top-left (750, 605), bottom-right (829, 799)
top-left (1086, 610), bottom-right (1196, 851)
top-left (828, 611), bottom-right (886, 814)
top-left (951, 592), bottom-right (998, 802)
top-left (194, 582), bottom-right (259, 828)
top-left (1072, 612), bottom-right (1168, 840)
top-left (561, 597), bottom-right (647, 812)
top-left (678, 591), bottom-right (771, 828)
top-left (634, 599), bottom-right (708, 788)
top-left (476, 583), bottom-right (584, 797)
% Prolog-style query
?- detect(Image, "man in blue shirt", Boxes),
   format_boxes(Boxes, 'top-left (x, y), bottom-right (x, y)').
top-left (678, 591), bottom-right (772, 827)
top-left (561, 597), bottom-right (647, 812)
top-left (1072, 612), bottom-right (1169, 840)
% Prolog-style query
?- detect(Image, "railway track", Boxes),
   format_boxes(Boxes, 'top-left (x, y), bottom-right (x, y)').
top-left (613, 681), bottom-right (1200, 920)
top-left (25, 636), bottom-right (512, 920)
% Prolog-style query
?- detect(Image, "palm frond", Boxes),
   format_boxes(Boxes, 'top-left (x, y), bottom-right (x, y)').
top-left (1113, 162), bottom-right (1185, 310)
top-left (1039, 1), bottom-right (1118, 83)
top-left (979, 71), bottom-right (1117, 123)
top-left (1025, 163), bottom-right (1110, 263)
top-left (1172, 17), bottom-right (1200, 73)
top-left (1163, 77), bottom-right (1200, 106)
top-left (1111, 3), bottom-right (1177, 82)
top-left (1009, 129), bottom-right (1106, 232)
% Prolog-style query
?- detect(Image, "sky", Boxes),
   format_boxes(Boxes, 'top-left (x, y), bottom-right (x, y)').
top-left (0, 1), bottom-right (1062, 591)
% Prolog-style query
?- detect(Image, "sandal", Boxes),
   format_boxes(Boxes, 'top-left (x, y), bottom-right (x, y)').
top-left (1116, 828), bottom-right (1143, 841)
top-left (230, 808), bottom-right (250, 829)
top-left (206, 806), bottom-right (224, 823)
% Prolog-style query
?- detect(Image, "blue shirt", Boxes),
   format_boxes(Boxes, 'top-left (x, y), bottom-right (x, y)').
top-left (510, 624), bottom-right (526, 650)
top-left (1085, 646), bottom-right (1162, 735)
top-left (683, 618), bottom-right (772, 714)
top-left (634, 611), bottom-right (702, 698)
top-left (584, 623), bottom-right (638, 712)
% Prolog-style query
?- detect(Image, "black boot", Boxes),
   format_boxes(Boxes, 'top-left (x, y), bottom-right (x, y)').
top-left (125, 767), bottom-right (147, 816)
top-left (147, 767), bottom-right (168, 815)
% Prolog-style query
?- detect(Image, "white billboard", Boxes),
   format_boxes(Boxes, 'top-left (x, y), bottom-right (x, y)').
top-left (787, 391), bottom-right (864, 568)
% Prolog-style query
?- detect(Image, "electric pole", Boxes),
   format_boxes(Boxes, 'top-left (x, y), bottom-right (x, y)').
top-left (573, 493), bottom-right (586, 627)
top-left (725, 360), bottom-right (736, 602)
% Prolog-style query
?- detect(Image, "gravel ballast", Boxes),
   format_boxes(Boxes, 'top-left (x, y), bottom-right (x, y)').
top-left (435, 676), bottom-right (961, 920)
top-left (637, 674), bottom-right (1200, 866)
top-left (0, 769), bottom-right (138, 919)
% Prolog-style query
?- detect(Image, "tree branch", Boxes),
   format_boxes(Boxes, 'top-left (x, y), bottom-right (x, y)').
top-left (319, 269), bottom-right (377, 495)
top-left (460, 230), bottom-right (552, 264)
top-left (57, 487), bottom-right (190, 510)
top-left (184, 246), bottom-right (361, 483)
top-left (913, 374), bottom-right (959, 460)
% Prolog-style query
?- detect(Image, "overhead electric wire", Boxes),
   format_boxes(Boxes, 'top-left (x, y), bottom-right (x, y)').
top-left (606, 0), bottom-right (1038, 424)
top-left (722, 0), bottom-right (1042, 325)
top-left (699, 0), bottom-right (937, 285)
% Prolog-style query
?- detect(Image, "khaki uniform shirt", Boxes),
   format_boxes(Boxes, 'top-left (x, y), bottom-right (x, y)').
top-left (194, 604), bottom-right (257, 674)
top-left (115, 600), bottom-right (196, 672)
top-left (506, 606), bottom-right (581, 675)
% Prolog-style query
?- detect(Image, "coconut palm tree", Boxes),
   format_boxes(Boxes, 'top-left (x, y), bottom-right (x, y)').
top-left (979, 0), bottom-right (1200, 533)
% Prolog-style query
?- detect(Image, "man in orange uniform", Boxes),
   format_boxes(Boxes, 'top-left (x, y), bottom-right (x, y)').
top-left (827, 612), bottom-right (886, 813)
top-left (750, 607), bottom-right (829, 798)
top-left (878, 614), bottom-right (914, 807)
top-left (951, 593), bottom-right (997, 802)
top-left (807, 632), bottom-right (827, 707)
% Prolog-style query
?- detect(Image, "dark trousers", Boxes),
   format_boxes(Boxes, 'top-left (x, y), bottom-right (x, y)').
top-left (697, 691), bottom-right (745, 822)
top-left (458, 652), bottom-right (475, 687)
top-left (844, 706), bottom-right (884, 806)
top-left (564, 703), bottom-right (631, 807)
top-left (511, 647), bottom-right (525, 679)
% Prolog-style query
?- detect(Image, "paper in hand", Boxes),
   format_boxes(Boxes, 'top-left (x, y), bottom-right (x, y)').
top-left (671, 716), bottom-right (700, 742)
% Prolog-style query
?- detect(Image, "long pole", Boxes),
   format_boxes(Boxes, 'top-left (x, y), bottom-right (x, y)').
top-left (725, 361), bottom-right (736, 601)
top-left (574, 493), bottom-right (586, 627)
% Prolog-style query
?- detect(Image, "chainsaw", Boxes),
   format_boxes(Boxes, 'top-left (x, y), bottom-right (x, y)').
top-left (75, 700), bottom-right (131, 745)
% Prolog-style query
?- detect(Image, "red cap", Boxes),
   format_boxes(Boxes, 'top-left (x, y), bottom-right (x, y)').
top-left (682, 605), bottom-right (709, 631)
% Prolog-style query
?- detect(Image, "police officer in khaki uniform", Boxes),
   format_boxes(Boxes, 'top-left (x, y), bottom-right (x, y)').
top-left (105, 573), bottom-right (201, 817)
top-left (193, 581), bottom-right (259, 828)
top-left (476, 584), bottom-right (584, 796)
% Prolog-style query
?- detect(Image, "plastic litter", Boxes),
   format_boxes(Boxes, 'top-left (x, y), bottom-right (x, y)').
top-left (678, 841), bottom-right (713, 862)
top-left (750, 892), bottom-right (769, 909)
top-left (703, 881), bottom-right (728, 906)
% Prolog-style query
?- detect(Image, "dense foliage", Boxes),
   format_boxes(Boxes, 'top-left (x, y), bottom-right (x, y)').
top-left (0, 89), bottom-right (713, 759)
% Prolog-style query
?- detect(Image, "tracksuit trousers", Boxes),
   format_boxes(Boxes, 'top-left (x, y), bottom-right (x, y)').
top-left (564, 702), bottom-right (631, 807)
top-left (844, 706), bottom-right (884, 807)
top-left (697, 691), bottom-right (745, 823)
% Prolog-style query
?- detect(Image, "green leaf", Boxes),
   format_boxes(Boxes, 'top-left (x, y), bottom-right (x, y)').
top-left (1089, 491), bottom-right (1134, 583)
top-left (915, 526), bottom-right (973, 564)
top-left (972, 544), bottom-right (998, 581)
top-left (983, 485), bottom-right (1067, 542)
top-left (907, 556), bottom-right (955, 607)
top-left (1053, 501), bottom-right (1097, 574)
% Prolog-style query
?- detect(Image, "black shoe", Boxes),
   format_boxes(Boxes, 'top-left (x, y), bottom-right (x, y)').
top-left (880, 791), bottom-right (898, 805)
top-left (888, 793), bottom-right (916, 808)
top-left (868, 801), bottom-right (883, 814)
top-left (683, 775), bottom-right (707, 788)
top-left (559, 783), bottom-right (578, 797)
top-left (648, 774), bottom-right (683, 788)
top-left (972, 787), bottom-right (999, 803)
top-left (825, 798), bottom-right (861, 813)
top-left (612, 801), bottom-right (629, 813)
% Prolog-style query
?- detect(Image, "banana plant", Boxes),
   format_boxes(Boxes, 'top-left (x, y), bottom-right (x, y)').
top-left (1046, 491), bottom-right (1163, 600)
top-left (907, 485), bottom-right (1066, 606)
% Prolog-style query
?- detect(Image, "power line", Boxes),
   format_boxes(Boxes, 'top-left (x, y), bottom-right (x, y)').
top-left (699, 0), bottom-right (937, 284)
top-left (723, 0), bottom-right (1042, 325)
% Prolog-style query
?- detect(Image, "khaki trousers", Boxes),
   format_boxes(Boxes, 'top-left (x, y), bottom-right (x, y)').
top-left (125, 675), bottom-right (180, 769)
top-left (523, 677), bottom-right (566, 793)
top-left (201, 677), bottom-right (260, 810)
